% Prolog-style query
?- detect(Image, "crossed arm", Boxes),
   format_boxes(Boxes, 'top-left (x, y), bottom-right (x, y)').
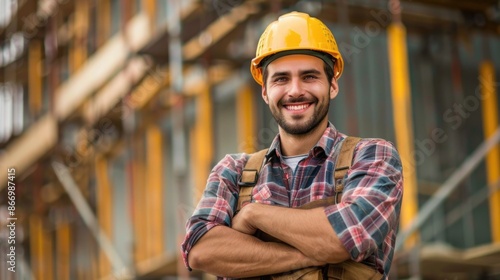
top-left (188, 204), bottom-right (350, 278)
top-left (186, 140), bottom-right (403, 278)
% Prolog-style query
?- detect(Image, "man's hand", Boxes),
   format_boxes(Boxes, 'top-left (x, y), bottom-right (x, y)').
top-left (232, 203), bottom-right (258, 235)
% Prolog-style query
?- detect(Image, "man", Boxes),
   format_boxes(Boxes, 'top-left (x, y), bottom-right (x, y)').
top-left (181, 11), bottom-right (403, 279)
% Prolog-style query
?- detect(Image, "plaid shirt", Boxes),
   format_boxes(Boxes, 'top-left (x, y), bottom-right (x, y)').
top-left (181, 124), bottom-right (403, 278)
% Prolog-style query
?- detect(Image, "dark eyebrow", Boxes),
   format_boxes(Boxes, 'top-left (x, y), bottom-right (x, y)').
top-left (300, 69), bottom-right (322, 76)
top-left (270, 71), bottom-right (290, 79)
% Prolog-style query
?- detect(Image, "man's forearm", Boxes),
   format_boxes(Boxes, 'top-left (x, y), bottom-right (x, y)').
top-left (247, 205), bottom-right (350, 263)
top-left (188, 225), bottom-right (322, 278)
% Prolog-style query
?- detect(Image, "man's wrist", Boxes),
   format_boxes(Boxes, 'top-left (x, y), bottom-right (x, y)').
top-left (252, 203), bottom-right (289, 241)
top-left (246, 203), bottom-right (258, 229)
top-left (249, 203), bottom-right (266, 230)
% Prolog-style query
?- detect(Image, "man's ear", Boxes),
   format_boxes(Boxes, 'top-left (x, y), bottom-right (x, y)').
top-left (329, 77), bottom-right (339, 99)
top-left (262, 86), bottom-right (269, 104)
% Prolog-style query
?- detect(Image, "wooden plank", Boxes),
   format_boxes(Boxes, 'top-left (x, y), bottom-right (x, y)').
top-left (192, 81), bottom-right (213, 202)
top-left (0, 115), bottom-right (58, 190)
top-left (56, 222), bottom-right (71, 280)
top-left (396, 243), bottom-right (500, 279)
top-left (464, 242), bottom-right (500, 267)
top-left (97, 0), bottom-right (111, 47)
top-left (29, 215), bottom-right (54, 280)
top-left (237, 84), bottom-right (256, 153)
top-left (96, 156), bottom-right (113, 277)
top-left (71, 0), bottom-right (89, 72)
top-left (142, 0), bottom-right (156, 29)
top-left (28, 39), bottom-right (42, 116)
top-left (183, 1), bottom-right (260, 60)
top-left (479, 61), bottom-right (500, 243)
top-left (55, 13), bottom-right (151, 121)
top-left (132, 135), bottom-right (147, 262)
top-left (387, 21), bottom-right (419, 247)
top-left (406, 0), bottom-right (496, 12)
top-left (146, 125), bottom-right (164, 258)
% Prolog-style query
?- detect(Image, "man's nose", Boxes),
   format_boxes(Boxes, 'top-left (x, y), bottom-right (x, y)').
top-left (287, 78), bottom-right (304, 98)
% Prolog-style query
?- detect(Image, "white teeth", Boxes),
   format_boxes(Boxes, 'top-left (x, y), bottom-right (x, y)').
top-left (287, 104), bottom-right (309, 111)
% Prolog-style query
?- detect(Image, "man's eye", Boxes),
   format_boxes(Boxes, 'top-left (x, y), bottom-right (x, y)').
top-left (304, 75), bottom-right (317, 80)
top-left (274, 77), bottom-right (288, 82)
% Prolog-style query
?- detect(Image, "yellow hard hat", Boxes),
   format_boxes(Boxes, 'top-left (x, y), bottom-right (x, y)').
top-left (250, 11), bottom-right (344, 85)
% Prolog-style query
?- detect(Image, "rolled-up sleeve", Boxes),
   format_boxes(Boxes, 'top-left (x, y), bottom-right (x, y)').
top-left (180, 153), bottom-right (248, 270)
top-left (325, 139), bottom-right (403, 264)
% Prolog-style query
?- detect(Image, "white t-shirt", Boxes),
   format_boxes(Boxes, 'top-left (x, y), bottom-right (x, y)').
top-left (282, 154), bottom-right (308, 174)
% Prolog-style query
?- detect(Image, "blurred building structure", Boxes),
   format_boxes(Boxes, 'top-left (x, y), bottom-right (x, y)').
top-left (0, 0), bottom-right (499, 279)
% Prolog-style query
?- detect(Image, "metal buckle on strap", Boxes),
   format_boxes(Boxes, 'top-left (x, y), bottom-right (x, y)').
top-left (238, 169), bottom-right (259, 186)
top-left (334, 191), bottom-right (342, 204)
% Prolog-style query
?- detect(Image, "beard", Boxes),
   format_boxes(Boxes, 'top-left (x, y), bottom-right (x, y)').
top-left (270, 95), bottom-right (330, 135)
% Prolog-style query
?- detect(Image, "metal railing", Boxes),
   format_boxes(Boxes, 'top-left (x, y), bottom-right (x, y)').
top-left (396, 126), bottom-right (500, 251)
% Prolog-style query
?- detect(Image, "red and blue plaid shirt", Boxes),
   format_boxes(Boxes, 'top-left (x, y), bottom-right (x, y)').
top-left (181, 124), bottom-right (403, 278)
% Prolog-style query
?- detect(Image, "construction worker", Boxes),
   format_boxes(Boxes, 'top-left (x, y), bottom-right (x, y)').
top-left (181, 11), bottom-right (403, 279)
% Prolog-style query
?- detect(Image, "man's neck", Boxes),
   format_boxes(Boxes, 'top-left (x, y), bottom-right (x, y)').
top-left (279, 119), bottom-right (329, 156)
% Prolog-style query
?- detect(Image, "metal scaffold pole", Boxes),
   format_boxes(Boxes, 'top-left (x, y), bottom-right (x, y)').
top-left (51, 161), bottom-right (133, 279)
top-left (168, 1), bottom-right (190, 278)
top-left (396, 126), bottom-right (500, 251)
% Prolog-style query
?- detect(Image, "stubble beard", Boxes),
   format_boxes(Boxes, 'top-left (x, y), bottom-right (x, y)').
top-left (271, 95), bottom-right (330, 135)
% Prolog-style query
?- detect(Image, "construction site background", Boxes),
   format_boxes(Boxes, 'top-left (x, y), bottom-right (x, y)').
top-left (0, 0), bottom-right (499, 279)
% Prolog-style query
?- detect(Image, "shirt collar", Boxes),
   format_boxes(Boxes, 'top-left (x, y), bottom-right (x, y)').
top-left (266, 122), bottom-right (344, 161)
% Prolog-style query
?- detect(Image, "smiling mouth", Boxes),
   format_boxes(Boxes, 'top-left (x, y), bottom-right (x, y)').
top-left (284, 103), bottom-right (311, 111)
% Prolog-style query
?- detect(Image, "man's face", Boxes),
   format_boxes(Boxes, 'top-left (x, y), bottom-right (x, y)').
top-left (262, 54), bottom-right (339, 135)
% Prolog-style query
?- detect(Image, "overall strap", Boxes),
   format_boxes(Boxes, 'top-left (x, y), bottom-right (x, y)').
top-left (334, 136), bottom-right (361, 203)
top-left (237, 136), bottom-right (361, 212)
top-left (237, 149), bottom-right (268, 212)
